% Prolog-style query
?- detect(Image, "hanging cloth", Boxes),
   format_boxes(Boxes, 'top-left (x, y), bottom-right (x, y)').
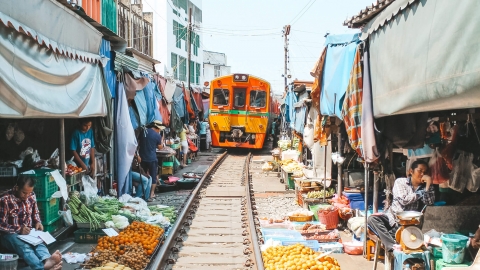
top-left (310, 47), bottom-right (327, 113)
top-left (183, 86), bottom-right (196, 119)
top-left (170, 106), bottom-right (184, 133)
top-left (134, 90), bottom-right (148, 126)
top-left (143, 80), bottom-right (162, 123)
top-left (124, 73), bottom-right (149, 100)
top-left (93, 68), bottom-right (113, 154)
top-left (341, 47), bottom-right (363, 157)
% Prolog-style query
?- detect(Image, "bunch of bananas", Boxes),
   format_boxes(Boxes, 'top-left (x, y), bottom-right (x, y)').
top-left (307, 188), bottom-right (336, 198)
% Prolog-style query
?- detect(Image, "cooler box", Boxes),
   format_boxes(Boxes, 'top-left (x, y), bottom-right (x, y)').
top-left (343, 191), bottom-right (385, 210)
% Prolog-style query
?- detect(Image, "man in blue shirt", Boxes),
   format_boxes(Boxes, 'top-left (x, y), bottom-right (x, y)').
top-left (139, 120), bottom-right (165, 199)
top-left (70, 119), bottom-right (95, 178)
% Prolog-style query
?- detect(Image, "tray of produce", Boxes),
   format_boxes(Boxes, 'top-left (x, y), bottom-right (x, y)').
top-left (306, 188), bottom-right (336, 199)
top-left (304, 230), bottom-right (340, 243)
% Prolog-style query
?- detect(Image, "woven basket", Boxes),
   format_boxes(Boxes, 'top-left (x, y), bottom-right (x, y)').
top-left (288, 215), bottom-right (313, 222)
top-left (317, 207), bottom-right (339, 230)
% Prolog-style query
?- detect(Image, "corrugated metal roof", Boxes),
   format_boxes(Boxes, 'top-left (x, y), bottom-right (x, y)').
top-left (343, 0), bottom-right (396, 28)
top-left (114, 51), bottom-right (139, 71)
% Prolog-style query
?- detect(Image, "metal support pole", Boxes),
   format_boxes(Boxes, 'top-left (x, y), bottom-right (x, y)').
top-left (323, 143), bottom-right (327, 203)
top-left (363, 163), bottom-right (370, 256)
top-left (187, 7), bottom-right (192, 90)
top-left (373, 171), bottom-right (379, 214)
top-left (337, 131), bottom-right (343, 198)
top-left (60, 119), bottom-right (65, 178)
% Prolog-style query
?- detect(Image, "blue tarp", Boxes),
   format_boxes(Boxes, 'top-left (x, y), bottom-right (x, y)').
top-left (294, 105), bottom-right (306, 134)
top-left (143, 80), bottom-right (162, 123)
top-left (285, 89), bottom-right (297, 128)
top-left (99, 39), bottom-right (116, 98)
top-left (173, 86), bottom-right (188, 124)
top-left (134, 90), bottom-right (148, 126)
top-left (320, 33), bottom-right (360, 119)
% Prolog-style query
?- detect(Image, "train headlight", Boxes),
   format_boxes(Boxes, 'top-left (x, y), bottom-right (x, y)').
top-left (213, 122), bottom-right (218, 126)
top-left (259, 124), bottom-right (264, 129)
top-left (252, 134), bottom-right (256, 139)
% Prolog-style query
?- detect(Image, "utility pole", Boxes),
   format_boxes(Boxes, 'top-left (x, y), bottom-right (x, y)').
top-left (187, 7), bottom-right (192, 90)
top-left (283, 25), bottom-right (291, 93)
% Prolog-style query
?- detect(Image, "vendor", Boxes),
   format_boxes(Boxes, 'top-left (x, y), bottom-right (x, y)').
top-left (472, 226), bottom-right (480, 249)
top-left (70, 118), bottom-right (96, 178)
top-left (273, 118), bottom-right (280, 148)
top-left (0, 175), bottom-right (62, 270)
top-left (367, 160), bottom-right (435, 252)
top-left (131, 153), bottom-right (152, 202)
top-left (139, 120), bottom-right (165, 199)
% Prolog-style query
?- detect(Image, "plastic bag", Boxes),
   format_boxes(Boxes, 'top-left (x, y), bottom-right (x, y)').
top-left (112, 215), bottom-right (129, 230)
top-left (63, 253), bottom-right (87, 264)
top-left (467, 166), bottom-right (480, 193)
top-left (449, 150), bottom-right (473, 193)
top-left (429, 149), bottom-right (450, 184)
top-left (59, 209), bottom-right (74, 226)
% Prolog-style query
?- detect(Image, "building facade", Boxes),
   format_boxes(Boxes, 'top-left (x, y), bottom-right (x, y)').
top-left (203, 50), bottom-right (231, 85)
top-left (142, 0), bottom-right (203, 86)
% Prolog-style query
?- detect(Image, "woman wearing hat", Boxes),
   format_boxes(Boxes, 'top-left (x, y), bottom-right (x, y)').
top-left (138, 120), bottom-right (165, 199)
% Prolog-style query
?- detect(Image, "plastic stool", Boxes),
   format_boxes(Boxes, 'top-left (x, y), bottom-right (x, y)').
top-left (367, 229), bottom-right (385, 270)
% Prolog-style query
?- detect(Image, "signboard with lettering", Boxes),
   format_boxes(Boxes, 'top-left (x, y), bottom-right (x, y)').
top-left (233, 74), bottom-right (249, 82)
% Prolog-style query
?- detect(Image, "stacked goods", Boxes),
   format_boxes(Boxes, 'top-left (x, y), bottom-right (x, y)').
top-left (88, 244), bottom-right (149, 270)
top-left (92, 198), bottom-right (123, 218)
top-left (280, 159), bottom-right (303, 172)
top-left (307, 189), bottom-right (336, 199)
top-left (262, 243), bottom-right (341, 270)
top-left (66, 164), bottom-right (84, 176)
top-left (68, 195), bottom-right (109, 230)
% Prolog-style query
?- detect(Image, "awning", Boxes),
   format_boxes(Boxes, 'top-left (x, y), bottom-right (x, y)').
top-left (0, 0), bottom-right (108, 118)
top-left (0, 0), bottom-right (102, 62)
top-left (362, 0), bottom-right (480, 117)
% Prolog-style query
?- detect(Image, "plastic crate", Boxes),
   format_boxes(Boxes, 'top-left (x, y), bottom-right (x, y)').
top-left (32, 169), bottom-right (57, 199)
top-left (74, 229), bottom-right (107, 243)
top-left (0, 166), bottom-right (17, 178)
top-left (282, 240), bottom-right (319, 251)
top-left (37, 198), bottom-right (60, 224)
top-left (170, 143), bottom-right (180, 150)
top-left (162, 162), bottom-right (174, 167)
top-left (161, 166), bottom-right (173, 175)
top-left (261, 229), bottom-right (303, 240)
top-left (317, 242), bottom-right (344, 253)
top-left (43, 216), bottom-right (62, 234)
top-left (65, 171), bottom-right (85, 186)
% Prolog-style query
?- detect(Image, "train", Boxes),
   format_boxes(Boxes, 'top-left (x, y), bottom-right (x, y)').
top-left (208, 73), bottom-right (279, 149)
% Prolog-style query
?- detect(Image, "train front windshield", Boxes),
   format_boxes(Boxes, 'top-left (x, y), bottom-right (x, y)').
top-left (213, 89), bottom-right (229, 105)
top-left (250, 90), bottom-right (266, 108)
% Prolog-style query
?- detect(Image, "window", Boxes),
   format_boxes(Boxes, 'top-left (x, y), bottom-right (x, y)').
top-left (214, 65), bottom-right (221, 78)
top-left (249, 90), bottom-right (266, 108)
top-left (213, 89), bottom-right (229, 106)
top-left (171, 53), bottom-right (178, 79)
top-left (173, 20), bottom-right (183, 48)
top-left (189, 60), bottom-right (194, 84)
top-left (195, 63), bottom-right (201, 84)
top-left (179, 56), bottom-right (186, 81)
top-left (233, 88), bottom-right (246, 108)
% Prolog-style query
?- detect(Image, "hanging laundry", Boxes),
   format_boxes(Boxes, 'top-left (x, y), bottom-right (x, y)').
top-left (134, 90), bottom-right (148, 126)
top-left (123, 73), bottom-right (149, 100)
top-left (143, 80), bottom-right (162, 123)
top-left (310, 47), bottom-right (327, 113)
top-left (341, 47), bottom-right (363, 157)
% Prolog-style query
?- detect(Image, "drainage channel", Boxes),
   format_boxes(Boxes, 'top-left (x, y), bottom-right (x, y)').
top-left (149, 152), bottom-right (264, 270)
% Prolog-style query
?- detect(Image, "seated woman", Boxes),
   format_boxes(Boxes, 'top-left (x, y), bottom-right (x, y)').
top-left (367, 160), bottom-right (434, 252)
top-left (131, 152), bottom-right (152, 202)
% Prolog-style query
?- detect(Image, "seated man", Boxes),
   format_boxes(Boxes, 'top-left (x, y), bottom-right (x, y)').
top-left (367, 160), bottom-right (435, 252)
top-left (0, 175), bottom-right (62, 270)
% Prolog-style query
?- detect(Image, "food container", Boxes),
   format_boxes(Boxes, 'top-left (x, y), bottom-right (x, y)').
top-left (0, 254), bottom-right (18, 270)
top-left (317, 242), bottom-right (344, 253)
top-left (343, 241), bottom-right (364, 255)
top-left (317, 207), bottom-right (339, 230)
top-left (441, 234), bottom-right (469, 264)
top-left (396, 211), bottom-right (423, 221)
top-left (288, 215), bottom-right (313, 222)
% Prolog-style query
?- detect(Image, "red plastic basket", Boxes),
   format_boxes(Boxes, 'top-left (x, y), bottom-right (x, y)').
top-left (317, 207), bottom-right (339, 230)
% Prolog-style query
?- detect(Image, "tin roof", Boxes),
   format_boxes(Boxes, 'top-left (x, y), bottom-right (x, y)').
top-left (343, 0), bottom-right (395, 28)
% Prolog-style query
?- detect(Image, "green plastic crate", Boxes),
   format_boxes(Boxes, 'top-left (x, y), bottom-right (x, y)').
top-left (37, 198), bottom-right (60, 224)
top-left (162, 162), bottom-right (174, 167)
top-left (32, 169), bottom-right (57, 199)
top-left (74, 229), bottom-right (106, 243)
top-left (43, 216), bottom-right (62, 234)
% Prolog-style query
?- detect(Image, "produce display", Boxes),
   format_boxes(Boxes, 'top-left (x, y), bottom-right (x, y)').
top-left (66, 164), bottom-right (84, 176)
top-left (278, 140), bottom-right (291, 151)
top-left (280, 159), bottom-right (303, 173)
top-left (91, 262), bottom-right (132, 270)
top-left (149, 205), bottom-right (177, 223)
top-left (88, 244), bottom-right (149, 270)
top-left (262, 243), bottom-right (341, 270)
top-left (307, 188), bottom-right (336, 199)
top-left (68, 194), bottom-right (110, 230)
top-left (305, 230), bottom-right (340, 242)
top-left (92, 197), bottom-right (124, 217)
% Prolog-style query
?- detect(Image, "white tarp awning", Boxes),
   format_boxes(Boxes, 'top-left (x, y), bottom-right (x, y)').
top-left (361, 0), bottom-right (480, 117)
top-left (0, 0), bottom-right (107, 118)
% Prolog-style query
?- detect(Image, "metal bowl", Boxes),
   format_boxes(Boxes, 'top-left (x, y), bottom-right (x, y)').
top-left (396, 211), bottom-right (423, 221)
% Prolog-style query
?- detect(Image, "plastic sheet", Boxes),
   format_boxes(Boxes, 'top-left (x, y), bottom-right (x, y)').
top-left (429, 149), bottom-right (450, 184)
top-left (449, 151), bottom-right (473, 193)
top-left (467, 166), bottom-right (480, 193)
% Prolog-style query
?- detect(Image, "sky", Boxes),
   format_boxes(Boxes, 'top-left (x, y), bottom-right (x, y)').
top-left (200, 0), bottom-right (375, 94)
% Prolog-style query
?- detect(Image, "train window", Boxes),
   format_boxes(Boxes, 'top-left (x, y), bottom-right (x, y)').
top-left (213, 89), bottom-right (229, 106)
top-left (233, 88), bottom-right (246, 107)
top-left (249, 90), bottom-right (266, 108)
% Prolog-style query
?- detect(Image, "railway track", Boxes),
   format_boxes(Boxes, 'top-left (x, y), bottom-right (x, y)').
top-left (150, 151), bottom-right (264, 270)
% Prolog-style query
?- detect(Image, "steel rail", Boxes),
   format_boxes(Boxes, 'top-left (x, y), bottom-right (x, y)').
top-left (245, 153), bottom-right (265, 270)
top-left (148, 150), bottom-right (228, 270)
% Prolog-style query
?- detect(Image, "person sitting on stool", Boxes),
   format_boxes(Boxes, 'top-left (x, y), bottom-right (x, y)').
top-left (367, 160), bottom-right (435, 252)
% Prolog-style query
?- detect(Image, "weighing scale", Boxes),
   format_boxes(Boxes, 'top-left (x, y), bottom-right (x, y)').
top-left (395, 211), bottom-right (425, 253)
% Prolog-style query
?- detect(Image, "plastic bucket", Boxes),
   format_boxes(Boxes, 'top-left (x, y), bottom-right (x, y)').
top-left (441, 234), bottom-right (469, 264)
top-left (0, 254), bottom-right (19, 270)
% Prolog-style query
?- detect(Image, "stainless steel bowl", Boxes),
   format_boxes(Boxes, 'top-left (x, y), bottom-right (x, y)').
top-left (396, 211), bottom-right (423, 221)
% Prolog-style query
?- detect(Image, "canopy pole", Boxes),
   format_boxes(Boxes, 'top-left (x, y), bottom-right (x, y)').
top-left (337, 131), bottom-right (343, 198)
top-left (363, 163), bottom-right (370, 257)
top-left (323, 143), bottom-right (327, 203)
top-left (373, 171), bottom-right (379, 214)
top-left (60, 119), bottom-right (65, 178)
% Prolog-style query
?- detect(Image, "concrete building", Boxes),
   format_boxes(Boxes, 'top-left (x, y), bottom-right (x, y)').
top-left (203, 50), bottom-right (231, 85)
top-left (142, 0), bottom-right (203, 85)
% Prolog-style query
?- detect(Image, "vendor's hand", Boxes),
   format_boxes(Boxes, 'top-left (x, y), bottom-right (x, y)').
top-left (89, 164), bottom-right (95, 177)
top-left (35, 223), bottom-right (43, 231)
top-left (422, 175), bottom-right (432, 189)
top-left (137, 156), bottom-right (142, 163)
top-left (472, 238), bottom-right (480, 249)
top-left (19, 225), bottom-right (31, 235)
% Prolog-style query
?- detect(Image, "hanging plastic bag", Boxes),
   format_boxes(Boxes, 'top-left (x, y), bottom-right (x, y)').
top-left (467, 166), bottom-right (480, 193)
top-left (59, 209), bottom-right (74, 227)
top-left (80, 175), bottom-right (98, 206)
top-left (429, 149), bottom-right (450, 184)
top-left (449, 150), bottom-right (473, 193)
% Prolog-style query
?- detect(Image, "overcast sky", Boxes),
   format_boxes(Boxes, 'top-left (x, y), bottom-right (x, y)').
top-left (201, 0), bottom-right (374, 94)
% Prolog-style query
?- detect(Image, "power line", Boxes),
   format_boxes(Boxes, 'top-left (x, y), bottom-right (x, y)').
top-left (289, 0), bottom-right (316, 24)
top-left (291, 0), bottom-right (318, 25)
